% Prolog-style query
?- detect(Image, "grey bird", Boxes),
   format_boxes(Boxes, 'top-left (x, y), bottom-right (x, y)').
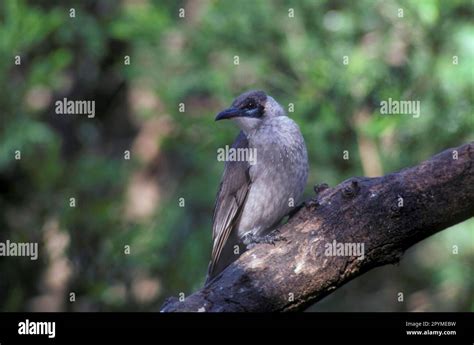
top-left (206, 90), bottom-right (309, 284)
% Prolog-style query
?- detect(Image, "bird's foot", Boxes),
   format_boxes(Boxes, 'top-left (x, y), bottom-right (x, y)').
top-left (243, 230), bottom-right (286, 249)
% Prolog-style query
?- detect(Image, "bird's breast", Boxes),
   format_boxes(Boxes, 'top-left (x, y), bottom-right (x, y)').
top-left (237, 139), bottom-right (308, 238)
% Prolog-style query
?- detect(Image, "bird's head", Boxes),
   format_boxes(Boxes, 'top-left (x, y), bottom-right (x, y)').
top-left (215, 90), bottom-right (285, 133)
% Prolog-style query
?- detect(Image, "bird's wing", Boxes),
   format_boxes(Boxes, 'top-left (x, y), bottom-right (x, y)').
top-left (208, 131), bottom-right (251, 278)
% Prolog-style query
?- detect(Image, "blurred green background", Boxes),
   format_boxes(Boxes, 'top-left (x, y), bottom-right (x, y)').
top-left (0, 0), bottom-right (473, 312)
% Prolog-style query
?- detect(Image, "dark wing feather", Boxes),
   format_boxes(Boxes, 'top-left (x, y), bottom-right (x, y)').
top-left (207, 131), bottom-right (251, 279)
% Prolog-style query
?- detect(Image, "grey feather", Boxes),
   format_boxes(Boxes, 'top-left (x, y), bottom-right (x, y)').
top-left (207, 131), bottom-right (251, 281)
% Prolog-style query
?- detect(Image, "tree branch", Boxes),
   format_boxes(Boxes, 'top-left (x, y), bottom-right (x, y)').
top-left (161, 142), bottom-right (474, 312)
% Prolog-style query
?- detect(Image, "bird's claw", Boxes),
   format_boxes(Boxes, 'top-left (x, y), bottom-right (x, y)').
top-left (243, 230), bottom-right (286, 249)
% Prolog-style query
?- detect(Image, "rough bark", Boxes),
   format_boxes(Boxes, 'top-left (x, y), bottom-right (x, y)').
top-left (161, 142), bottom-right (474, 312)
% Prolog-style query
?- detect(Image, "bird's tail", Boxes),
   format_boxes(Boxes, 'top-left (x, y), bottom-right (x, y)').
top-left (204, 262), bottom-right (216, 287)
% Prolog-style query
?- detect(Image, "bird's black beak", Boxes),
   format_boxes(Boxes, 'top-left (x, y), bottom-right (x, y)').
top-left (215, 107), bottom-right (245, 121)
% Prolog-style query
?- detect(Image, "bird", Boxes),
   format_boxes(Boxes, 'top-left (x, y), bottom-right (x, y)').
top-left (206, 90), bottom-right (309, 284)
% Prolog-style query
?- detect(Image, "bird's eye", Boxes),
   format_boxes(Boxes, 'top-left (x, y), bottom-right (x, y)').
top-left (246, 101), bottom-right (255, 109)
